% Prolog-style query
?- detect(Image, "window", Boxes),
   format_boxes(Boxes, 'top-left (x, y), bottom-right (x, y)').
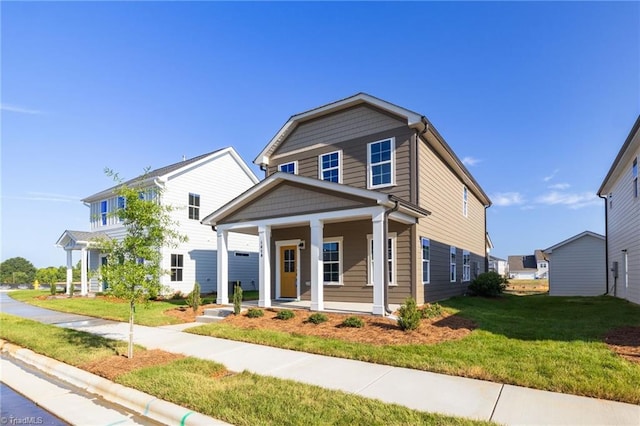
top-left (367, 138), bottom-right (394, 188)
top-left (279, 161), bottom-right (297, 174)
top-left (100, 200), bottom-right (108, 225)
top-left (462, 251), bottom-right (471, 282)
top-left (633, 158), bottom-right (638, 198)
top-left (188, 193), bottom-right (200, 220)
top-left (323, 238), bottom-right (343, 285)
top-left (319, 151), bottom-right (341, 183)
top-left (367, 233), bottom-right (397, 285)
top-left (170, 254), bottom-right (183, 282)
top-left (421, 238), bottom-right (430, 284)
top-left (462, 186), bottom-right (468, 217)
top-left (450, 246), bottom-right (457, 282)
top-left (117, 196), bottom-right (126, 222)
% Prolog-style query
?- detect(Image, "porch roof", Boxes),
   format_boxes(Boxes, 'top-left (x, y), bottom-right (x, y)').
top-left (201, 172), bottom-right (430, 227)
top-left (56, 230), bottom-right (110, 250)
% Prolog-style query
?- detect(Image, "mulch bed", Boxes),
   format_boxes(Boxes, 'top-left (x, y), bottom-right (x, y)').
top-left (80, 349), bottom-right (185, 380)
top-left (604, 326), bottom-right (640, 364)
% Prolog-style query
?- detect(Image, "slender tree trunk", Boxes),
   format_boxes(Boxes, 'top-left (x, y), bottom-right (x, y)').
top-left (128, 300), bottom-right (134, 359)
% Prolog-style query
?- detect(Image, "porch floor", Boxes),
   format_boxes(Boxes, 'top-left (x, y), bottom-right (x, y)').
top-left (242, 299), bottom-right (401, 316)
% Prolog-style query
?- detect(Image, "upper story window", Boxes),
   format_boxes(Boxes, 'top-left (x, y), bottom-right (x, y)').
top-left (421, 237), bottom-right (430, 284)
top-left (450, 246), bottom-right (457, 282)
top-left (319, 151), bottom-right (341, 183)
top-left (633, 157), bottom-right (638, 198)
top-left (279, 161), bottom-right (297, 174)
top-left (188, 193), bottom-right (200, 220)
top-left (100, 201), bottom-right (108, 225)
top-left (463, 186), bottom-right (468, 217)
top-left (367, 138), bottom-right (394, 188)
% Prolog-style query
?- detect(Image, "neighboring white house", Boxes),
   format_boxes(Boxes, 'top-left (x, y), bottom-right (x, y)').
top-left (488, 256), bottom-right (508, 276)
top-left (597, 115), bottom-right (640, 305)
top-left (544, 231), bottom-right (606, 297)
top-left (56, 147), bottom-right (260, 296)
top-left (507, 250), bottom-right (548, 280)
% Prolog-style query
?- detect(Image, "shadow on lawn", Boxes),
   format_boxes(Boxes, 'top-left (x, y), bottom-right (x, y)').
top-left (61, 327), bottom-right (124, 354)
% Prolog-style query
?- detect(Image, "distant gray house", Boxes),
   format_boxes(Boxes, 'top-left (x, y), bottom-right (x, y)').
top-left (488, 255), bottom-right (508, 276)
top-left (544, 231), bottom-right (606, 297)
top-left (508, 250), bottom-right (548, 280)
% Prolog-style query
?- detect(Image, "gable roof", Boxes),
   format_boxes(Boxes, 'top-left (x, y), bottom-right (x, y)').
top-left (544, 231), bottom-right (605, 254)
top-left (201, 171), bottom-right (430, 227)
top-left (82, 147), bottom-right (258, 203)
top-left (254, 93), bottom-right (491, 207)
top-left (56, 230), bottom-right (111, 248)
top-left (598, 115), bottom-right (640, 195)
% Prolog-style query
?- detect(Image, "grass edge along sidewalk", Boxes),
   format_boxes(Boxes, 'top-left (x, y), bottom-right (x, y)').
top-left (0, 313), bottom-right (489, 426)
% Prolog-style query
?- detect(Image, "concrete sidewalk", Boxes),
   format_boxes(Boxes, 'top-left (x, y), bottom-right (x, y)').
top-left (2, 292), bottom-right (639, 425)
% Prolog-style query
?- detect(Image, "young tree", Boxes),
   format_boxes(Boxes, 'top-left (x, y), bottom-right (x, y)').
top-left (36, 267), bottom-right (61, 295)
top-left (96, 170), bottom-right (187, 359)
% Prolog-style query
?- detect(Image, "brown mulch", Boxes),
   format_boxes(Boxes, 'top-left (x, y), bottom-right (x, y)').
top-left (221, 308), bottom-right (476, 346)
top-left (80, 349), bottom-right (185, 381)
top-left (604, 326), bottom-right (640, 364)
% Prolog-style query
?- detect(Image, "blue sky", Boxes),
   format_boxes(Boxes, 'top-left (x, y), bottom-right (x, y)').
top-left (2, 2), bottom-right (639, 268)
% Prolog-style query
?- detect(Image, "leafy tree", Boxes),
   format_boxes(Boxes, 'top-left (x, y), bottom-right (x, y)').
top-left (95, 169), bottom-right (187, 358)
top-left (0, 257), bottom-right (37, 284)
top-left (36, 267), bottom-right (61, 294)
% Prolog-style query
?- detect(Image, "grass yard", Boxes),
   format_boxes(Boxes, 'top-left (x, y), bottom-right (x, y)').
top-left (188, 295), bottom-right (640, 404)
top-left (0, 313), bottom-right (485, 426)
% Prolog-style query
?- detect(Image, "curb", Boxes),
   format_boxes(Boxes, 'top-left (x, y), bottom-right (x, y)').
top-left (0, 339), bottom-right (230, 426)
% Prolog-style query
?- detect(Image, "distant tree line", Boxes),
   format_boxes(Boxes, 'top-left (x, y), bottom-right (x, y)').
top-left (0, 256), bottom-right (81, 284)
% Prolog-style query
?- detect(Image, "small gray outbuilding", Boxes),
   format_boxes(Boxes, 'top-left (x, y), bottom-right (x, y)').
top-left (544, 231), bottom-right (606, 297)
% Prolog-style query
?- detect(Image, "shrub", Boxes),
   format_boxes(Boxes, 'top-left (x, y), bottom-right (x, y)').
top-left (420, 303), bottom-right (442, 319)
top-left (49, 283), bottom-right (57, 296)
top-left (185, 282), bottom-right (202, 313)
top-left (397, 297), bottom-right (421, 331)
top-left (306, 313), bottom-right (328, 324)
top-left (246, 307), bottom-right (264, 318)
top-left (468, 271), bottom-right (508, 297)
top-left (232, 282), bottom-right (243, 315)
top-left (275, 310), bottom-right (295, 320)
top-left (170, 291), bottom-right (184, 300)
top-left (342, 316), bottom-right (364, 328)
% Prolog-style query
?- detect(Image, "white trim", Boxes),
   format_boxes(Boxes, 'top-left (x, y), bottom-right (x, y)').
top-left (450, 246), bottom-right (457, 283)
top-left (367, 138), bottom-right (395, 189)
top-left (421, 237), bottom-right (430, 284)
top-left (275, 239), bottom-right (301, 300)
top-left (318, 150), bottom-right (342, 184)
top-left (462, 250), bottom-right (471, 282)
top-left (366, 233), bottom-right (397, 286)
top-left (278, 161), bottom-right (298, 175)
top-left (322, 236), bottom-right (344, 286)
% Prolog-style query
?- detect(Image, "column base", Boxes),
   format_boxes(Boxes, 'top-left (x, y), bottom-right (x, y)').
top-left (258, 299), bottom-right (271, 308)
top-left (372, 304), bottom-right (385, 316)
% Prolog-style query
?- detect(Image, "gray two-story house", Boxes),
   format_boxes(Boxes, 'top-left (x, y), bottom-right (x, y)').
top-left (202, 93), bottom-right (491, 314)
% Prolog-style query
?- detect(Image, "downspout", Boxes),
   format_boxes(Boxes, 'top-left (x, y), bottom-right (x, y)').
top-left (598, 193), bottom-right (610, 295)
top-left (383, 200), bottom-right (399, 315)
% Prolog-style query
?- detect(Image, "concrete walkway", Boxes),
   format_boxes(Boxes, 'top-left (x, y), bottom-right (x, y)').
top-left (2, 292), bottom-right (639, 425)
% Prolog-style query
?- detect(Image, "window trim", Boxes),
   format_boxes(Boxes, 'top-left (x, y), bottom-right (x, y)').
top-left (462, 250), bottom-right (471, 282)
top-left (323, 237), bottom-right (343, 286)
top-left (633, 157), bottom-right (638, 198)
top-left (188, 193), bottom-right (200, 220)
top-left (170, 254), bottom-right (184, 282)
top-left (278, 161), bottom-right (298, 175)
top-left (450, 246), bottom-right (457, 283)
top-left (367, 138), bottom-right (395, 189)
top-left (366, 233), bottom-right (397, 286)
top-left (421, 237), bottom-right (430, 284)
top-left (100, 200), bottom-right (108, 226)
top-left (318, 150), bottom-right (342, 183)
top-left (463, 186), bottom-right (469, 217)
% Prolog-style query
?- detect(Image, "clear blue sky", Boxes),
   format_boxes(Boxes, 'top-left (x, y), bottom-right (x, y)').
top-left (2, 2), bottom-right (639, 268)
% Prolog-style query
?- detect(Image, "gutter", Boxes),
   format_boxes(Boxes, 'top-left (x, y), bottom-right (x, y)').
top-left (598, 193), bottom-right (610, 295)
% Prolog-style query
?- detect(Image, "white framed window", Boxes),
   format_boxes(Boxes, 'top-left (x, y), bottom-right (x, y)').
top-left (323, 237), bottom-right (343, 285)
top-left (170, 254), bottom-right (183, 282)
top-left (633, 157), bottom-right (638, 198)
top-left (463, 250), bottom-right (471, 282)
top-left (421, 237), bottom-right (430, 284)
top-left (188, 193), bottom-right (200, 220)
top-left (367, 138), bottom-right (395, 188)
top-left (319, 150), bottom-right (341, 183)
top-left (367, 233), bottom-right (397, 286)
top-left (450, 246), bottom-right (457, 282)
top-left (100, 200), bottom-right (108, 225)
top-left (463, 186), bottom-right (468, 217)
top-left (279, 161), bottom-right (297, 174)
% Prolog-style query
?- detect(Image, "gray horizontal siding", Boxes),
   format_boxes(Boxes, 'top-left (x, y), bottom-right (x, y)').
top-left (549, 235), bottom-right (606, 297)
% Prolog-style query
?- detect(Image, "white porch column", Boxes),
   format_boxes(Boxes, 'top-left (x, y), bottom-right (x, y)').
top-left (310, 219), bottom-right (324, 312)
top-left (216, 229), bottom-right (229, 304)
top-left (65, 249), bottom-right (73, 295)
top-left (372, 210), bottom-right (385, 315)
top-left (80, 247), bottom-right (88, 296)
top-left (258, 225), bottom-right (272, 308)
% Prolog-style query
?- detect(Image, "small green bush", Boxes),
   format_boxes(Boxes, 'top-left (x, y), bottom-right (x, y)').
top-left (185, 282), bottom-right (202, 313)
top-left (342, 316), bottom-right (364, 328)
top-left (49, 283), bottom-right (57, 296)
top-left (420, 303), bottom-right (442, 319)
top-left (246, 307), bottom-right (264, 318)
top-left (397, 297), bottom-right (421, 331)
top-left (275, 310), bottom-right (295, 320)
top-left (232, 283), bottom-right (243, 315)
top-left (468, 271), bottom-right (508, 297)
top-left (306, 313), bottom-right (328, 324)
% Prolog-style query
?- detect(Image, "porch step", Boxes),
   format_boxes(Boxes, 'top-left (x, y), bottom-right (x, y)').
top-left (196, 307), bottom-right (237, 324)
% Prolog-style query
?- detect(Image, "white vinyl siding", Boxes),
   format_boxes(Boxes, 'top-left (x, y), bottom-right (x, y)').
top-left (318, 150), bottom-right (342, 183)
top-left (367, 138), bottom-right (395, 189)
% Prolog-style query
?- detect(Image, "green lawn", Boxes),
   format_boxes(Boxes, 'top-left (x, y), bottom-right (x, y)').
top-left (188, 295), bottom-right (640, 404)
top-left (0, 313), bottom-right (485, 426)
